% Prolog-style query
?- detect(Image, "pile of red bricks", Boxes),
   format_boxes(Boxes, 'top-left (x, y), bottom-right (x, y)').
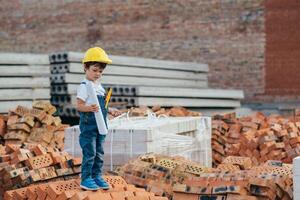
top-left (4, 176), bottom-right (168, 200)
top-left (0, 101), bottom-right (68, 150)
top-left (115, 154), bottom-right (293, 200)
top-left (0, 143), bottom-right (81, 197)
top-left (123, 106), bottom-right (201, 117)
top-left (212, 111), bottom-right (300, 166)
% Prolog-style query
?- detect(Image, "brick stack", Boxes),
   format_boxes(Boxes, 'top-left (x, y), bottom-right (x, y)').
top-left (0, 143), bottom-right (81, 197)
top-left (1, 101), bottom-right (68, 150)
top-left (212, 112), bottom-right (300, 166)
top-left (115, 154), bottom-right (208, 199)
top-left (115, 154), bottom-right (293, 200)
top-left (173, 158), bottom-right (293, 200)
top-left (4, 176), bottom-right (168, 200)
top-left (125, 106), bottom-right (201, 117)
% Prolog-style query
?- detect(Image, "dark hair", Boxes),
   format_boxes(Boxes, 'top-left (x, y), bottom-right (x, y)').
top-left (84, 62), bottom-right (107, 71)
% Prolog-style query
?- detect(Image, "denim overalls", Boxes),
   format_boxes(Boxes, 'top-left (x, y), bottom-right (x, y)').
top-left (79, 94), bottom-right (108, 181)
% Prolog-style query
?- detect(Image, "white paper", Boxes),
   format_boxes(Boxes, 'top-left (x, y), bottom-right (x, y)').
top-left (86, 80), bottom-right (108, 135)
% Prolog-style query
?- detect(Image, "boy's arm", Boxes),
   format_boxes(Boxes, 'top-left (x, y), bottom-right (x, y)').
top-left (77, 98), bottom-right (99, 112)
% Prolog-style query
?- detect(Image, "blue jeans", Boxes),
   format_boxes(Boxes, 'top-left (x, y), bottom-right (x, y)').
top-left (79, 95), bottom-right (108, 181)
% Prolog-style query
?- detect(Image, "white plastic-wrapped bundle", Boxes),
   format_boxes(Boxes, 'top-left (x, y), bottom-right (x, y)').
top-left (64, 114), bottom-right (211, 170)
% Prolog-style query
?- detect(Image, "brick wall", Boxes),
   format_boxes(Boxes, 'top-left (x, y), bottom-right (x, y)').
top-left (0, 0), bottom-right (267, 103)
top-left (262, 0), bottom-right (300, 103)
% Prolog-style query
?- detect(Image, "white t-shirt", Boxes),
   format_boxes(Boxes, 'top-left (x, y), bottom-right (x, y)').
top-left (77, 78), bottom-right (106, 105)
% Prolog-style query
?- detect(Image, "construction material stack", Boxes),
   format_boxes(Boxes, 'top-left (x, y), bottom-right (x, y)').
top-left (0, 143), bottom-right (82, 198)
top-left (3, 175), bottom-right (167, 200)
top-left (64, 116), bottom-right (211, 170)
top-left (212, 111), bottom-right (300, 167)
top-left (0, 101), bottom-right (67, 150)
top-left (115, 154), bottom-right (293, 200)
top-left (0, 53), bottom-right (51, 114)
top-left (49, 51), bottom-right (244, 118)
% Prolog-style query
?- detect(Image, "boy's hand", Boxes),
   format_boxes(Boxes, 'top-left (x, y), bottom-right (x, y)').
top-left (109, 108), bottom-right (122, 117)
top-left (89, 104), bottom-right (99, 112)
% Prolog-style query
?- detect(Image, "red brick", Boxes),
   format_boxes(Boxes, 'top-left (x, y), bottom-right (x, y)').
top-left (149, 197), bottom-right (168, 200)
top-left (0, 116), bottom-right (7, 136)
top-left (14, 188), bottom-right (28, 200)
top-left (46, 180), bottom-right (79, 199)
top-left (104, 176), bottom-right (127, 188)
top-left (85, 191), bottom-right (112, 200)
top-left (26, 153), bottom-right (54, 169)
top-left (133, 191), bottom-right (150, 198)
top-left (57, 190), bottom-right (78, 200)
top-left (126, 197), bottom-right (148, 200)
top-left (37, 184), bottom-right (49, 200)
top-left (172, 192), bottom-right (200, 200)
top-left (26, 185), bottom-right (39, 200)
top-left (72, 157), bottom-right (82, 166)
top-left (3, 190), bottom-right (14, 200)
top-left (110, 192), bottom-right (126, 200)
top-left (69, 191), bottom-right (92, 200)
top-left (32, 145), bottom-right (47, 156)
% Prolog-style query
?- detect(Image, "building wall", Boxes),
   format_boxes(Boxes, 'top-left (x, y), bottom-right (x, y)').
top-left (0, 0), bottom-right (267, 103)
top-left (262, 0), bottom-right (300, 103)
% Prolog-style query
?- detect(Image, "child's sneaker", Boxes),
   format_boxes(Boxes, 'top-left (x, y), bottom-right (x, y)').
top-left (80, 178), bottom-right (100, 191)
top-left (94, 176), bottom-right (110, 189)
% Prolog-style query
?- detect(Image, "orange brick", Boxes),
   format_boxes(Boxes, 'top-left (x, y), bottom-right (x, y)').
top-left (85, 192), bottom-right (112, 200)
top-left (3, 190), bottom-right (14, 200)
top-left (110, 192), bottom-right (126, 200)
top-left (0, 155), bottom-right (11, 162)
top-left (32, 145), bottom-right (47, 156)
top-left (14, 188), bottom-right (27, 200)
top-left (123, 191), bottom-right (135, 198)
top-left (125, 184), bottom-right (137, 192)
top-left (47, 180), bottom-right (79, 199)
top-left (0, 116), bottom-right (7, 136)
top-left (26, 185), bottom-right (39, 200)
top-left (134, 191), bottom-right (150, 198)
top-left (37, 184), bottom-right (49, 200)
top-left (126, 197), bottom-right (148, 200)
top-left (147, 185), bottom-right (164, 196)
top-left (149, 197), bottom-right (168, 200)
top-left (134, 188), bottom-right (146, 192)
top-left (104, 176), bottom-right (127, 188)
top-left (172, 192), bottom-right (200, 200)
top-left (5, 188), bottom-right (27, 200)
top-left (183, 177), bottom-right (209, 187)
top-left (26, 153), bottom-right (53, 169)
top-left (45, 195), bottom-right (52, 200)
top-left (5, 144), bottom-right (21, 153)
top-left (69, 191), bottom-right (92, 200)
top-left (112, 184), bottom-right (125, 191)
top-left (72, 157), bottom-right (82, 166)
top-left (8, 123), bottom-right (31, 133)
top-left (57, 190), bottom-right (78, 200)
top-left (222, 156), bottom-right (252, 170)
top-left (123, 174), bottom-right (148, 187)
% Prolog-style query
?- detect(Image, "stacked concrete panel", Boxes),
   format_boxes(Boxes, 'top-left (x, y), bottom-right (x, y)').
top-left (0, 53), bottom-right (51, 114)
top-left (293, 156), bottom-right (300, 200)
top-left (49, 51), bottom-right (243, 118)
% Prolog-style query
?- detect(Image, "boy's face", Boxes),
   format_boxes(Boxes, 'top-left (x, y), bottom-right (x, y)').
top-left (85, 64), bottom-right (104, 82)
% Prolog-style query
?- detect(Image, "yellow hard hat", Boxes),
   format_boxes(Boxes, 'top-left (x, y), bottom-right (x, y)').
top-left (82, 47), bottom-right (112, 64)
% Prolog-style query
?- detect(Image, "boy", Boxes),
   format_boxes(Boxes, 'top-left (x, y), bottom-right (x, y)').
top-left (76, 47), bottom-right (121, 190)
